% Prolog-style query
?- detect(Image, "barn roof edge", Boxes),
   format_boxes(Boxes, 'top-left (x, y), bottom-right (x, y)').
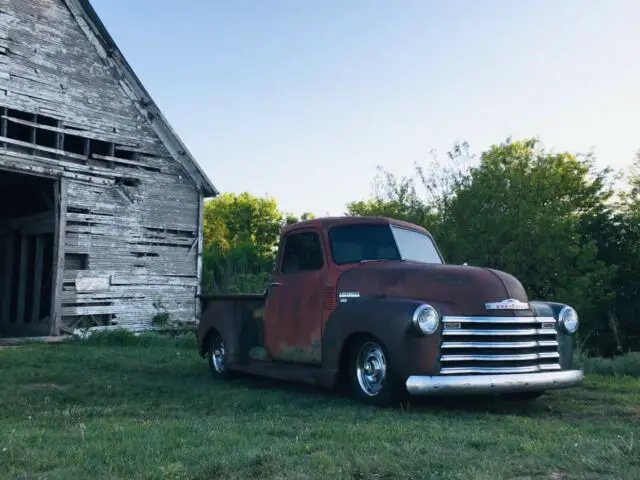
top-left (65, 0), bottom-right (219, 198)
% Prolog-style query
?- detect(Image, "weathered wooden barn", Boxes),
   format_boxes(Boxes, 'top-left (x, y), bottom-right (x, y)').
top-left (0, 0), bottom-right (218, 338)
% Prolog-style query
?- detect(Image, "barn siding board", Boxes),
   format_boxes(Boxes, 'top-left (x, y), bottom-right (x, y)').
top-left (0, 0), bottom-right (214, 335)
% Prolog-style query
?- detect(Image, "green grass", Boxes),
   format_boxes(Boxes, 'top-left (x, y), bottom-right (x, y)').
top-left (1, 335), bottom-right (639, 480)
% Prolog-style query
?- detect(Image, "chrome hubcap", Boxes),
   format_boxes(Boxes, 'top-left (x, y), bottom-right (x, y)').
top-left (211, 335), bottom-right (225, 373)
top-left (356, 342), bottom-right (387, 396)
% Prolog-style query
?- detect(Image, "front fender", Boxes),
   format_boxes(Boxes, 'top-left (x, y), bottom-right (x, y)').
top-left (322, 297), bottom-right (442, 383)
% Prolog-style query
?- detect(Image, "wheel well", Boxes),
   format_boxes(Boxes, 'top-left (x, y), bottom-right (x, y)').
top-left (338, 332), bottom-right (384, 382)
top-left (200, 327), bottom-right (219, 357)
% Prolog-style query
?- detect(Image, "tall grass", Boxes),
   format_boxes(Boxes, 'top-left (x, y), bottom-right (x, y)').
top-left (202, 242), bottom-right (274, 295)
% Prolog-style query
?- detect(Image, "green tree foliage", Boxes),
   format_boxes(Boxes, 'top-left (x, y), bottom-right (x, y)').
top-left (285, 211), bottom-right (315, 226)
top-left (203, 192), bottom-right (283, 257)
top-left (440, 139), bottom-right (617, 347)
top-left (201, 192), bottom-right (316, 294)
top-left (579, 153), bottom-right (640, 353)
top-left (349, 138), bottom-right (636, 354)
top-left (346, 141), bottom-right (474, 236)
top-left (347, 166), bottom-right (436, 226)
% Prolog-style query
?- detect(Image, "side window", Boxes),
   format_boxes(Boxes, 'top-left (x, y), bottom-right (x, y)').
top-left (281, 231), bottom-right (324, 274)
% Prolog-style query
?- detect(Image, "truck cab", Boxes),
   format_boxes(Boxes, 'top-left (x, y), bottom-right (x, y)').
top-left (197, 216), bottom-right (584, 406)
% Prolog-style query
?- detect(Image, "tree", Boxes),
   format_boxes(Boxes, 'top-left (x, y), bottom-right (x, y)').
top-left (580, 152), bottom-right (640, 353)
top-left (284, 211), bottom-right (316, 226)
top-left (350, 137), bottom-right (624, 353)
top-left (622, 151), bottom-right (640, 215)
top-left (440, 139), bottom-right (617, 343)
top-left (347, 177), bottom-right (432, 226)
top-left (203, 192), bottom-right (284, 257)
top-left (201, 193), bottom-right (320, 294)
top-left (346, 142), bottom-right (473, 238)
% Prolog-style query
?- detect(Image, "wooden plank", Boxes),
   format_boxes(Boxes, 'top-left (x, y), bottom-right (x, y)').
top-left (1, 233), bottom-right (14, 325)
top-left (75, 276), bottom-right (110, 292)
top-left (195, 192), bottom-right (204, 321)
top-left (63, 270), bottom-right (199, 287)
top-left (30, 234), bottom-right (45, 324)
top-left (1, 107), bottom-right (7, 143)
top-left (50, 178), bottom-right (67, 335)
top-left (1, 114), bottom-right (140, 148)
top-left (15, 233), bottom-right (28, 325)
top-left (0, 152), bottom-right (118, 186)
top-left (91, 152), bottom-right (162, 171)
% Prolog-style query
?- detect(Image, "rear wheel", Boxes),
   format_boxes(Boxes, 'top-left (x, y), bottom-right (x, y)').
top-left (348, 337), bottom-right (402, 407)
top-left (206, 331), bottom-right (234, 381)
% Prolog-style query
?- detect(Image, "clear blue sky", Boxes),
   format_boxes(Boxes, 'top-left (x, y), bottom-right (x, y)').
top-left (91, 0), bottom-right (639, 217)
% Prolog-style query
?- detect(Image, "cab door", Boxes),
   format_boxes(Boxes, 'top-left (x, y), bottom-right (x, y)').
top-left (263, 228), bottom-right (326, 365)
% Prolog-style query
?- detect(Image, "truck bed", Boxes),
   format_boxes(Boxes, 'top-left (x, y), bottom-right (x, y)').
top-left (197, 293), bottom-right (266, 359)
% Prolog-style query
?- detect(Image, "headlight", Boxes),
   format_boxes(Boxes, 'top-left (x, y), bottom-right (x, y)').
top-left (559, 306), bottom-right (579, 333)
top-left (412, 304), bottom-right (439, 335)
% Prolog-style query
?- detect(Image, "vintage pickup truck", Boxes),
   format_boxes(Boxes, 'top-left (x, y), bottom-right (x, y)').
top-left (196, 216), bottom-right (584, 406)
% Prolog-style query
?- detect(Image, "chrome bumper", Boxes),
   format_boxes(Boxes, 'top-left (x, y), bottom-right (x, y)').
top-left (405, 370), bottom-right (584, 396)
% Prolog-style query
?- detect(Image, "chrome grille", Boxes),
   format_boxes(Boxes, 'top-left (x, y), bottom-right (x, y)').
top-left (440, 316), bottom-right (561, 375)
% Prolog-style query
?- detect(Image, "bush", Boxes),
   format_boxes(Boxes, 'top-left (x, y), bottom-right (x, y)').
top-left (202, 242), bottom-right (273, 294)
top-left (576, 352), bottom-right (640, 378)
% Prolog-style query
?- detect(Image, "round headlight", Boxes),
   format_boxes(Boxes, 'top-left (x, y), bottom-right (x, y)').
top-left (559, 306), bottom-right (579, 333)
top-left (412, 304), bottom-right (439, 335)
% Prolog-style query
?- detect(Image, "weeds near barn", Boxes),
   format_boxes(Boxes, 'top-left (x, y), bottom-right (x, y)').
top-left (201, 242), bottom-right (273, 295)
top-left (0, 334), bottom-right (638, 480)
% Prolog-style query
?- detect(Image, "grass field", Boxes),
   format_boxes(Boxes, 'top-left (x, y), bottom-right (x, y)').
top-left (1, 334), bottom-right (638, 480)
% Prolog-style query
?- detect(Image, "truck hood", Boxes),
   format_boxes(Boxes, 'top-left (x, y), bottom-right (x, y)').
top-left (335, 261), bottom-right (531, 317)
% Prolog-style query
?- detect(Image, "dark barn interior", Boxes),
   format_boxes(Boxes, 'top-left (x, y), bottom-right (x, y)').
top-left (0, 170), bottom-right (57, 337)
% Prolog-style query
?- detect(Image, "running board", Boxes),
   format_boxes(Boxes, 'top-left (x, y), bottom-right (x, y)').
top-left (230, 360), bottom-right (324, 386)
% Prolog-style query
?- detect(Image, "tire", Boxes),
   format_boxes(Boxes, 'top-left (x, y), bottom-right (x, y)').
top-left (348, 336), bottom-right (402, 407)
top-left (206, 330), bottom-right (234, 381)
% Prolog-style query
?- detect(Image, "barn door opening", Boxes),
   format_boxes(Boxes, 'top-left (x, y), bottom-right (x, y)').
top-left (0, 169), bottom-right (58, 337)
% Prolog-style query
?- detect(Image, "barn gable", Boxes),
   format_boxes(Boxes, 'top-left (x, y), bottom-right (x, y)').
top-left (0, 0), bottom-right (216, 338)
top-left (68, 0), bottom-right (217, 197)
top-left (0, 0), bottom-right (215, 197)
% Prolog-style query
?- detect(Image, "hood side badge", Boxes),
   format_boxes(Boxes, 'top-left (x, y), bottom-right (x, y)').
top-left (338, 291), bottom-right (360, 303)
top-left (485, 298), bottom-right (530, 311)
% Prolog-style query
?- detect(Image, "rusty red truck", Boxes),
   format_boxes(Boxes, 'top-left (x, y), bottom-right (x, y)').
top-left (196, 216), bottom-right (584, 406)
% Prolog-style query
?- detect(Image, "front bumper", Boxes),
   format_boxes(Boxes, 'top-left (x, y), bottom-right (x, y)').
top-left (405, 370), bottom-right (584, 396)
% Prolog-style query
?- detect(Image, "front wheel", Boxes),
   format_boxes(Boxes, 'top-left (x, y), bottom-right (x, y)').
top-left (206, 331), bottom-right (234, 381)
top-left (348, 337), bottom-right (402, 407)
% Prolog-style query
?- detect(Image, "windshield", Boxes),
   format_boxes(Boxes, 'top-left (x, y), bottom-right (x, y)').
top-left (390, 225), bottom-right (443, 264)
top-left (328, 223), bottom-right (443, 265)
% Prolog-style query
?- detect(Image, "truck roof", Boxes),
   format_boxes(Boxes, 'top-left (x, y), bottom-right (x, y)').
top-left (282, 216), bottom-right (430, 236)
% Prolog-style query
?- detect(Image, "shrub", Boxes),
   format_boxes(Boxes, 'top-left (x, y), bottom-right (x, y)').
top-left (202, 241), bottom-right (273, 294)
top-left (577, 352), bottom-right (640, 378)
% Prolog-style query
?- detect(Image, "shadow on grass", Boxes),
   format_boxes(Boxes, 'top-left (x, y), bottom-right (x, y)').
top-left (192, 369), bottom-right (571, 418)
top-left (195, 369), bottom-right (640, 423)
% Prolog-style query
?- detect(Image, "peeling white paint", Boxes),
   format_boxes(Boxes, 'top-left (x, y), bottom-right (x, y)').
top-left (0, 0), bottom-right (208, 335)
top-left (75, 276), bottom-right (110, 293)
